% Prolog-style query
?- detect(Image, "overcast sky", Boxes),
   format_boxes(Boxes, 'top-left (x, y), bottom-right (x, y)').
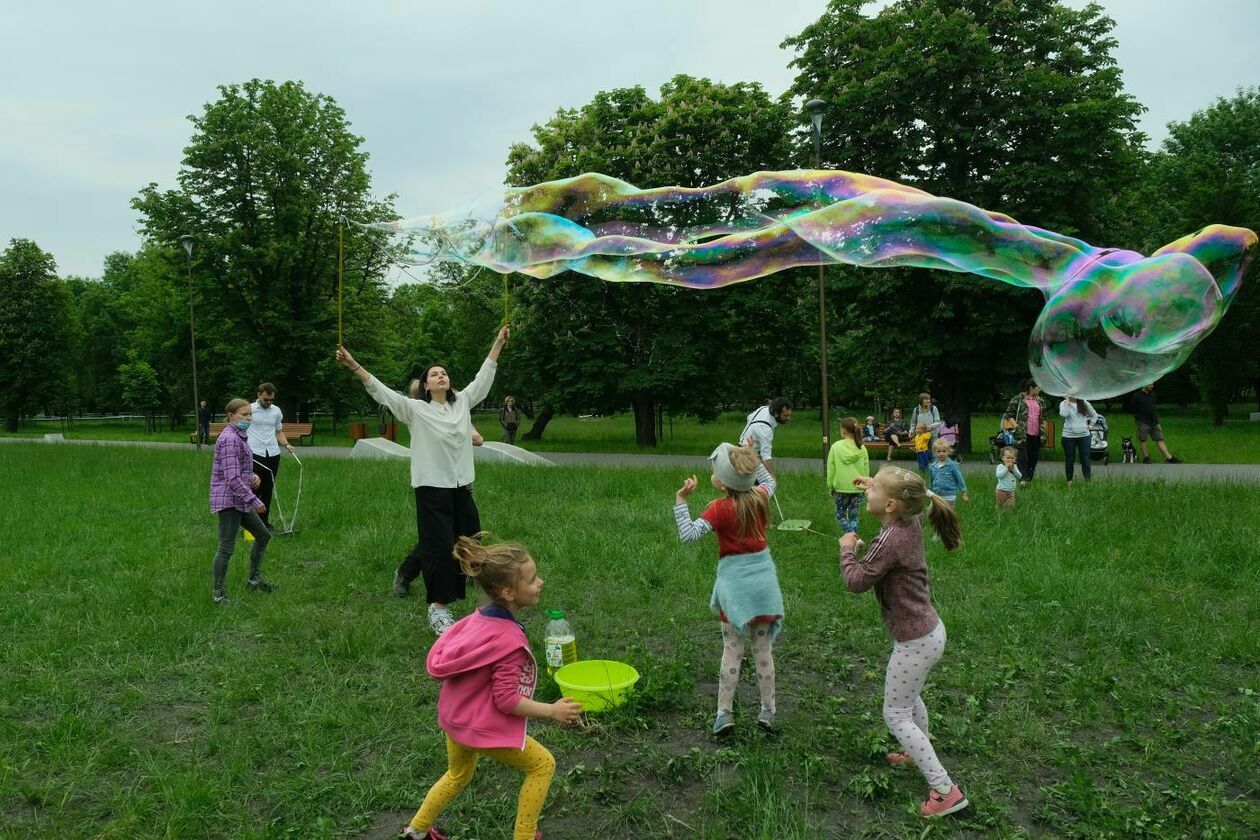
top-left (2, 0), bottom-right (1256, 279)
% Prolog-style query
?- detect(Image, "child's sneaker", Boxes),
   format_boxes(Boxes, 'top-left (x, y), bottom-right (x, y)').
top-left (756, 707), bottom-right (776, 732)
top-left (246, 577), bottom-right (275, 593)
top-left (711, 710), bottom-right (735, 736)
top-left (427, 603), bottom-right (455, 636)
top-left (886, 751), bottom-right (913, 768)
top-left (401, 827), bottom-right (448, 840)
top-left (213, 590), bottom-right (229, 604)
top-left (920, 784), bottom-right (968, 818)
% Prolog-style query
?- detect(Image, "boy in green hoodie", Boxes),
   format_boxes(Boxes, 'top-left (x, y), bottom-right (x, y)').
top-left (828, 417), bottom-right (871, 539)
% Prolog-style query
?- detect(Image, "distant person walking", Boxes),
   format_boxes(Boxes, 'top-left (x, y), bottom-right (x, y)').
top-left (500, 396), bottom-right (521, 445)
top-left (1125, 384), bottom-right (1183, 464)
top-left (196, 399), bottom-right (212, 446)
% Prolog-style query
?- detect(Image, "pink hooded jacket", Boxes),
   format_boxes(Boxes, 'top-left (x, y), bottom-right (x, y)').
top-left (426, 607), bottom-right (537, 750)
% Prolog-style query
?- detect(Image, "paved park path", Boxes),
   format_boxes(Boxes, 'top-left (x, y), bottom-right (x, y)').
top-left (5, 436), bottom-right (1260, 484)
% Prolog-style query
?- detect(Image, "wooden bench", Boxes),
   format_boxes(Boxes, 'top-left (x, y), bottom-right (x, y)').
top-left (861, 424), bottom-right (914, 452)
top-left (191, 422), bottom-right (315, 445)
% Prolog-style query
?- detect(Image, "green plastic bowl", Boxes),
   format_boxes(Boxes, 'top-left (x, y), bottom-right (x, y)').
top-left (553, 660), bottom-right (640, 712)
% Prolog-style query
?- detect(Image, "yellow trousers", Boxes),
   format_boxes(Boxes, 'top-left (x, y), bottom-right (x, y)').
top-left (410, 734), bottom-right (555, 840)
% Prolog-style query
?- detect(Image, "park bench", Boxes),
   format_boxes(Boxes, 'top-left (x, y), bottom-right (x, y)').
top-left (861, 423), bottom-right (913, 453)
top-left (190, 422), bottom-right (315, 445)
top-left (857, 420), bottom-right (1058, 456)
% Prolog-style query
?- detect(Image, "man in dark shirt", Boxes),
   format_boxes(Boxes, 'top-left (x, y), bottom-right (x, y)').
top-left (1126, 384), bottom-right (1182, 464)
top-left (197, 399), bottom-right (212, 446)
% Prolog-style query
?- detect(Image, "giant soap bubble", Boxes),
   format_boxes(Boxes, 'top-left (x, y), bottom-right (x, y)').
top-left (372, 170), bottom-right (1255, 399)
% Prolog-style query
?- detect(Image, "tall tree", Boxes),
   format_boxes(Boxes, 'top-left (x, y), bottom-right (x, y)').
top-left (505, 76), bottom-right (808, 445)
top-left (131, 79), bottom-right (396, 421)
top-left (1137, 88), bottom-right (1260, 423)
top-left (117, 355), bottom-right (163, 432)
top-left (0, 239), bottom-right (79, 431)
top-left (783, 0), bottom-right (1145, 449)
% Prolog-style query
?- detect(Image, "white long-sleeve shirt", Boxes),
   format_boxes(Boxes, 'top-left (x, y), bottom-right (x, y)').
top-left (1059, 399), bottom-right (1096, 438)
top-left (364, 358), bottom-right (497, 488)
top-left (674, 464), bottom-right (776, 543)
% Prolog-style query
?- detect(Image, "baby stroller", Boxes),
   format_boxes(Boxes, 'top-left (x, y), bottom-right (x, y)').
top-left (1089, 413), bottom-right (1110, 465)
top-left (987, 418), bottom-right (1019, 464)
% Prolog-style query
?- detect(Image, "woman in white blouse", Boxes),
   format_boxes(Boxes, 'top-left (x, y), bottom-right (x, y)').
top-left (337, 326), bottom-right (509, 635)
top-left (1058, 395), bottom-right (1097, 486)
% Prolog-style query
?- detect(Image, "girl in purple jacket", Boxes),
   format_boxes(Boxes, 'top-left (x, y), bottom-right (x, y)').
top-left (404, 535), bottom-right (581, 840)
top-left (839, 467), bottom-right (968, 819)
top-left (209, 398), bottom-right (272, 603)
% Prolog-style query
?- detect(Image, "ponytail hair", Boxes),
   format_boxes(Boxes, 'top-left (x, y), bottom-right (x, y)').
top-left (224, 397), bottom-right (249, 417)
top-left (839, 416), bottom-right (861, 444)
top-left (452, 532), bottom-right (533, 602)
top-left (875, 466), bottom-right (962, 550)
top-left (726, 445), bottom-right (769, 539)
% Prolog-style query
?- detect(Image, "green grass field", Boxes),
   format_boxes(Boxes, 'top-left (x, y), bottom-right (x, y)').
top-left (1, 444), bottom-right (1256, 838)
top-left (7, 402), bottom-right (1260, 464)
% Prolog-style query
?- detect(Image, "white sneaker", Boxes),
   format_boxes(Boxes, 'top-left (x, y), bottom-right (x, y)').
top-left (427, 604), bottom-right (456, 636)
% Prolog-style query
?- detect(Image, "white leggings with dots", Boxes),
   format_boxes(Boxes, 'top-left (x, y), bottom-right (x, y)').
top-left (883, 621), bottom-right (952, 790)
top-left (717, 621), bottom-right (776, 713)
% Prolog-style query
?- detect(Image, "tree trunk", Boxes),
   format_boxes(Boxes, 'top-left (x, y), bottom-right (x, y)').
top-left (521, 406), bottom-right (555, 441)
top-left (632, 396), bottom-right (658, 447)
top-left (4, 413), bottom-right (17, 433)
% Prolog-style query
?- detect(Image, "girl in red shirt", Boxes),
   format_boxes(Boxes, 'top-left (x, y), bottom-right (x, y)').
top-left (674, 441), bottom-right (784, 735)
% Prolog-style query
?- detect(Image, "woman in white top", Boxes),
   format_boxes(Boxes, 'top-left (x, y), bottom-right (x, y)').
top-left (908, 392), bottom-right (941, 446)
top-left (1058, 396), bottom-right (1097, 486)
top-left (337, 326), bottom-right (509, 635)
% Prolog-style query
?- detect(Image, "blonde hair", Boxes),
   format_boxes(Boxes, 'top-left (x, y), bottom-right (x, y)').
top-left (725, 445), bottom-right (769, 539)
top-left (408, 379), bottom-right (421, 399)
top-left (933, 438), bottom-right (954, 456)
top-left (224, 398), bottom-right (249, 417)
top-left (840, 416), bottom-right (861, 443)
top-left (453, 533), bottom-right (533, 603)
top-left (1001, 446), bottom-right (1018, 459)
top-left (876, 466), bottom-right (962, 550)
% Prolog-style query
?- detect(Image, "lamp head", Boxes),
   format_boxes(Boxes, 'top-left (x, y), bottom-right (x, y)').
top-left (805, 98), bottom-right (827, 135)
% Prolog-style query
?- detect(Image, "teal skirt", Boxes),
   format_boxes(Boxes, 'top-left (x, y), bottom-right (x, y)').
top-left (711, 548), bottom-right (785, 639)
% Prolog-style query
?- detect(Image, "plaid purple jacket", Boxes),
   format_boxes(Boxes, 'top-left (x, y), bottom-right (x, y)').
top-left (210, 424), bottom-right (261, 513)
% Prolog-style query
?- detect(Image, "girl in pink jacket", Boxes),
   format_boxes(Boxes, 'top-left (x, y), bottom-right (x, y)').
top-left (403, 535), bottom-right (581, 840)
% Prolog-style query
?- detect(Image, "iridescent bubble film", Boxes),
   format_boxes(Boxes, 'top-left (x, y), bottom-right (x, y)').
top-left (372, 170), bottom-right (1256, 399)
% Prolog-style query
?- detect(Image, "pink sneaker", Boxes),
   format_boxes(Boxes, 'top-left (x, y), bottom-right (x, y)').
top-left (402, 827), bottom-right (448, 840)
top-left (920, 784), bottom-right (968, 818)
top-left (885, 751), bottom-right (913, 768)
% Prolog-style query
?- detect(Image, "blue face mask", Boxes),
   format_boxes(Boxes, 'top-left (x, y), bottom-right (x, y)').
top-left (234, 419), bottom-right (251, 431)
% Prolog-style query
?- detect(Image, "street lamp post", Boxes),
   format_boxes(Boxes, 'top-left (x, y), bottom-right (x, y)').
top-left (805, 98), bottom-right (830, 463)
top-left (180, 235), bottom-right (202, 452)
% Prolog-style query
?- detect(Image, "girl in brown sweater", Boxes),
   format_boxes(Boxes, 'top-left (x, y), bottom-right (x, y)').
top-left (839, 466), bottom-right (968, 819)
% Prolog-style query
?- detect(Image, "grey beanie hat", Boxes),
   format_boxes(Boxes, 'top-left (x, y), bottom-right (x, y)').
top-left (710, 442), bottom-right (757, 492)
